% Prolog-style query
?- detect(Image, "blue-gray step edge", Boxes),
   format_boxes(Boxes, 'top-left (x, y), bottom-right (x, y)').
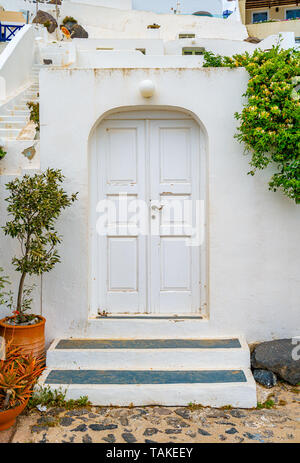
top-left (37, 368), bottom-right (257, 408)
top-left (46, 337), bottom-right (250, 370)
top-left (55, 338), bottom-right (242, 349)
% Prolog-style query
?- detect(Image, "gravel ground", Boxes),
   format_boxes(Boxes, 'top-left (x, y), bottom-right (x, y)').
top-left (1, 382), bottom-right (299, 444)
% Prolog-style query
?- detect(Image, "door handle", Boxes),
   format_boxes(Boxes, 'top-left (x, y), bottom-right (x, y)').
top-left (151, 204), bottom-right (164, 211)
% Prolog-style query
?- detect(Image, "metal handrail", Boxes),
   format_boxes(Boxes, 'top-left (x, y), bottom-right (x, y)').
top-left (0, 23), bottom-right (24, 42)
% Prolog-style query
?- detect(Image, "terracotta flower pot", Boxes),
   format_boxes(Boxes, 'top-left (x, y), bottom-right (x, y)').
top-left (0, 400), bottom-right (28, 431)
top-left (0, 316), bottom-right (46, 363)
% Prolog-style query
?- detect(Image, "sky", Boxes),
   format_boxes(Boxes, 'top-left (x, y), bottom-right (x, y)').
top-left (132, 0), bottom-right (222, 15)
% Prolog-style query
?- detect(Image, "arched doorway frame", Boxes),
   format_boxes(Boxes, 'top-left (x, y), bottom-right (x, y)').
top-left (88, 106), bottom-right (209, 318)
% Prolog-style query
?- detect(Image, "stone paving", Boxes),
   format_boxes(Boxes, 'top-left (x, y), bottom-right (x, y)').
top-left (1, 382), bottom-right (299, 443)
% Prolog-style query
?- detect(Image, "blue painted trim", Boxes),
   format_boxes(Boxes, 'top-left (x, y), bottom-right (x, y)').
top-left (45, 369), bottom-right (247, 385)
top-left (55, 338), bottom-right (241, 350)
top-left (0, 23), bottom-right (24, 42)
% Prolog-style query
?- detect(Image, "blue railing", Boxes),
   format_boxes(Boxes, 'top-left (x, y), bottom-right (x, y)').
top-left (0, 23), bottom-right (24, 42)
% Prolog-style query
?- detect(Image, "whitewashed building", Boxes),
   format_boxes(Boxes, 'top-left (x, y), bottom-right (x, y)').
top-left (0, 0), bottom-right (299, 407)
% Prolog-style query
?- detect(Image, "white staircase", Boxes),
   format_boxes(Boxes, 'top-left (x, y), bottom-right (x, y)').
top-left (0, 64), bottom-right (42, 141)
top-left (40, 335), bottom-right (257, 408)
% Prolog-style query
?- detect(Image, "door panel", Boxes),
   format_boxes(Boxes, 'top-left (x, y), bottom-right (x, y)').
top-left (149, 120), bottom-right (201, 314)
top-left (97, 120), bottom-right (147, 314)
top-left (108, 237), bottom-right (138, 291)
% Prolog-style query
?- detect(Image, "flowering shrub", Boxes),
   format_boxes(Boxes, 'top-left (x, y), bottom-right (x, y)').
top-left (203, 45), bottom-right (300, 203)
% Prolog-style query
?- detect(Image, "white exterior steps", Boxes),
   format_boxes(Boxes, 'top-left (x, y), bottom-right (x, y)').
top-left (0, 62), bottom-right (42, 142)
top-left (40, 337), bottom-right (257, 408)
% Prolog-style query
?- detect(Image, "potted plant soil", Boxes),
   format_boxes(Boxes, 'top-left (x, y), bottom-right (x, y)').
top-left (0, 169), bottom-right (77, 361)
top-left (0, 343), bottom-right (44, 430)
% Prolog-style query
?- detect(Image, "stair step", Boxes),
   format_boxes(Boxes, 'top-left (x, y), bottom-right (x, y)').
top-left (0, 115), bottom-right (28, 121)
top-left (0, 121), bottom-right (27, 128)
top-left (21, 99), bottom-right (38, 104)
top-left (7, 110), bottom-right (30, 117)
top-left (0, 128), bottom-right (20, 138)
top-left (39, 368), bottom-right (257, 407)
top-left (47, 337), bottom-right (250, 369)
top-left (55, 338), bottom-right (242, 349)
top-left (13, 105), bottom-right (28, 111)
top-left (24, 93), bottom-right (38, 98)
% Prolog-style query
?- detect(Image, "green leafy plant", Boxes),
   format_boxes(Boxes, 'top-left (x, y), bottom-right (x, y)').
top-left (0, 343), bottom-right (44, 410)
top-left (28, 385), bottom-right (91, 410)
top-left (62, 16), bottom-right (77, 25)
top-left (147, 23), bottom-right (160, 29)
top-left (203, 45), bottom-right (300, 203)
top-left (256, 399), bottom-right (275, 409)
top-left (0, 146), bottom-right (7, 160)
top-left (187, 402), bottom-right (205, 411)
top-left (4, 285), bottom-right (37, 324)
top-left (0, 267), bottom-right (10, 306)
top-left (27, 102), bottom-right (40, 131)
top-left (2, 169), bottom-right (78, 323)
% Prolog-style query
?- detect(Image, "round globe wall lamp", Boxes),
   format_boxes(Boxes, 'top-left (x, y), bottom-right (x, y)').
top-left (139, 80), bottom-right (155, 98)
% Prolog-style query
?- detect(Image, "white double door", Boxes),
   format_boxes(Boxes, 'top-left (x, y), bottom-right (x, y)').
top-left (95, 114), bottom-right (202, 315)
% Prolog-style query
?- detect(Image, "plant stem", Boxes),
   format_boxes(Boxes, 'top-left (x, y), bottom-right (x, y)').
top-left (17, 232), bottom-right (31, 312)
top-left (17, 271), bottom-right (26, 312)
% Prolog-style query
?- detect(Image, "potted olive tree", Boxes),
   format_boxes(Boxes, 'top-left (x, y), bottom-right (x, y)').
top-left (0, 169), bottom-right (77, 360)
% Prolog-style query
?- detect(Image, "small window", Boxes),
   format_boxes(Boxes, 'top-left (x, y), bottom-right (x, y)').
top-left (182, 47), bottom-right (205, 56)
top-left (179, 33), bottom-right (196, 39)
top-left (295, 37), bottom-right (300, 43)
top-left (252, 11), bottom-right (268, 23)
top-left (286, 9), bottom-right (300, 20)
top-left (136, 48), bottom-right (146, 55)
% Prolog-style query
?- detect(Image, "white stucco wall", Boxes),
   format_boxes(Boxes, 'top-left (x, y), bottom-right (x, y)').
top-left (164, 32), bottom-right (295, 56)
top-left (73, 49), bottom-right (205, 67)
top-left (28, 66), bottom-right (300, 345)
top-left (73, 37), bottom-right (165, 55)
top-left (34, 32), bottom-right (294, 69)
top-left (0, 24), bottom-right (35, 101)
top-left (61, 2), bottom-right (248, 40)
top-left (37, 32), bottom-right (294, 69)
